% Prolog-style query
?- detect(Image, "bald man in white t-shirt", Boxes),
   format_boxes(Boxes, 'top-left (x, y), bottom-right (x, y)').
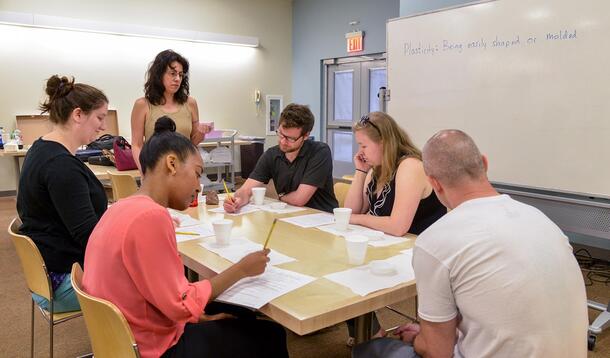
top-left (353, 130), bottom-right (588, 358)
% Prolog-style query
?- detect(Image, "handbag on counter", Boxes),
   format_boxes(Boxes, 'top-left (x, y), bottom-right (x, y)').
top-left (87, 134), bottom-right (117, 150)
top-left (75, 148), bottom-right (103, 162)
top-left (88, 149), bottom-right (115, 166)
top-left (113, 136), bottom-right (138, 171)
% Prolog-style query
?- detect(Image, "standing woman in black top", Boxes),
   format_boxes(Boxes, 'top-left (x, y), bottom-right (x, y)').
top-left (344, 111), bottom-right (445, 237)
top-left (17, 75), bottom-right (109, 313)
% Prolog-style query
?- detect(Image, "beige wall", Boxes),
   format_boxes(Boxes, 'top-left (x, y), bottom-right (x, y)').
top-left (0, 0), bottom-right (290, 191)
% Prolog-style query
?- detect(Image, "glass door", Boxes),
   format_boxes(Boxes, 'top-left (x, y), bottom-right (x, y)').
top-left (325, 57), bottom-right (386, 179)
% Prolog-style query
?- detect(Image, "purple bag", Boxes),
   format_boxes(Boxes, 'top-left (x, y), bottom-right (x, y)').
top-left (112, 137), bottom-right (137, 171)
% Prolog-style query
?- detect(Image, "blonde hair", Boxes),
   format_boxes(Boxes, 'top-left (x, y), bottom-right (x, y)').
top-left (353, 112), bottom-right (422, 192)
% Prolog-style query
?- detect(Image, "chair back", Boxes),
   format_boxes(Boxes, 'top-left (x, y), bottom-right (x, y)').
top-left (333, 181), bottom-right (351, 207)
top-left (107, 171), bottom-right (138, 201)
top-left (71, 263), bottom-right (140, 358)
top-left (8, 218), bottom-right (53, 300)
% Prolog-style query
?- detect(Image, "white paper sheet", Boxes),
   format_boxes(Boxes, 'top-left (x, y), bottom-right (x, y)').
top-left (254, 203), bottom-right (307, 214)
top-left (316, 224), bottom-right (410, 247)
top-left (324, 253), bottom-right (415, 296)
top-left (175, 224), bottom-right (215, 242)
top-left (280, 213), bottom-right (335, 228)
top-left (168, 210), bottom-right (202, 228)
top-left (216, 266), bottom-right (316, 309)
top-left (199, 237), bottom-right (296, 266)
top-left (209, 204), bottom-right (261, 216)
top-left (400, 248), bottom-right (414, 256)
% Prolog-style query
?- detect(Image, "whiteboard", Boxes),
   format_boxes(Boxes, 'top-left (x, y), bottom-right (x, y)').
top-left (387, 0), bottom-right (610, 197)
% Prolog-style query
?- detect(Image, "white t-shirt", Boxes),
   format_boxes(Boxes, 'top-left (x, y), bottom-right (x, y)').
top-left (414, 194), bottom-right (588, 358)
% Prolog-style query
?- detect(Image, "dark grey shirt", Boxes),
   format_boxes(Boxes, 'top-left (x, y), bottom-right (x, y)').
top-left (249, 140), bottom-right (338, 212)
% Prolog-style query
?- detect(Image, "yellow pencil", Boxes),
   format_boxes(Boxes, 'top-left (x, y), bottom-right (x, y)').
top-left (222, 179), bottom-right (232, 200)
top-left (176, 231), bottom-right (200, 236)
top-left (263, 218), bottom-right (278, 249)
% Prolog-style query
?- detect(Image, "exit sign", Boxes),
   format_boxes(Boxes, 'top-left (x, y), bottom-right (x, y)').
top-left (346, 31), bottom-right (364, 53)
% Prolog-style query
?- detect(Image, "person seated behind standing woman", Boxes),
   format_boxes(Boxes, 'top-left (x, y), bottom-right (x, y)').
top-left (82, 117), bottom-right (288, 358)
top-left (224, 103), bottom-right (338, 213)
top-left (17, 75), bottom-right (109, 313)
top-left (131, 49), bottom-right (211, 171)
top-left (344, 112), bottom-right (446, 237)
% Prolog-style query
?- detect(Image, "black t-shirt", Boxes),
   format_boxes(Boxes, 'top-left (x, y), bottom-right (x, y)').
top-left (17, 138), bottom-right (108, 273)
top-left (249, 140), bottom-right (338, 212)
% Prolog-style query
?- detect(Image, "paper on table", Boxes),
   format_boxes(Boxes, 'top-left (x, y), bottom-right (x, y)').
top-left (200, 237), bottom-right (296, 266)
top-left (168, 210), bottom-right (201, 227)
top-left (175, 224), bottom-right (215, 242)
top-left (256, 203), bottom-right (307, 214)
top-left (317, 224), bottom-right (409, 247)
top-left (324, 253), bottom-right (415, 296)
top-left (400, 248), bottom-right (414, 256)
top-left (216, 266), bottom-right (316, 309)
top-left (280, 213), bottom-right (335, 228)
top-left (209, 204), bottom-right (260, 216)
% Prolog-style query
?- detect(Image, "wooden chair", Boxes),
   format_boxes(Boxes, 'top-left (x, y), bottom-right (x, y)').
top-left (71, 263), bottom-right (141, 358)
top-left (107, 171), bottom-right (138, 201)
top-left (333, 181), bottom-right (351, 207)
top-left (8, 218), bottom-right (82, 358)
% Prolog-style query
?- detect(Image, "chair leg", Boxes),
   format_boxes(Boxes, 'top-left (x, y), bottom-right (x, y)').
top-left (49, 299), bottom-right (53, 358)
top-left (30, 299), bottom-right (35, 358)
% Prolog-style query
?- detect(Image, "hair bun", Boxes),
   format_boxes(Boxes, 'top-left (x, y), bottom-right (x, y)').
top-left (45, 75), bottom-right (74, 98)
top-left (154, 116), bottom-right (177, 135)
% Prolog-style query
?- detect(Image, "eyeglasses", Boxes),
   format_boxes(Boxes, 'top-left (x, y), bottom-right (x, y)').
top-left (359, 114), bottom-right (381, 135)
top-left (276, 129), bottom-right (303, 143)
top-left (166, 70), bottom-right (184, 79)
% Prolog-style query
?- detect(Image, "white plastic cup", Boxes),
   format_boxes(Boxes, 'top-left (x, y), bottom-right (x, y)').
top-left (251, 187), bottom-right (266, 205)
top-left (345, 234), bottom-right (369, 265)
top-left (333, 208), bottom-right (352, 231)
top-left (212, 219), bottom-right (233, 246)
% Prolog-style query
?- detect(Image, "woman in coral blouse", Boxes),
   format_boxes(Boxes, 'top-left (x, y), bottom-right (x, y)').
top-left (83, 117), bottom-right (288, 358)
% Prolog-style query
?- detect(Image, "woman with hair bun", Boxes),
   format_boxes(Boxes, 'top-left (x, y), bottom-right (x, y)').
top-left (131, 49), bottom-right (211, 171)
top-left (83, 117), bottom-right (288, 358)
top-left (17, 75), bottom-right (109, 312)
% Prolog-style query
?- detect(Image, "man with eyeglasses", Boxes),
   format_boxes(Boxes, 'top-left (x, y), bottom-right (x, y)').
top-left (224, 103), bottom-right (338, 213)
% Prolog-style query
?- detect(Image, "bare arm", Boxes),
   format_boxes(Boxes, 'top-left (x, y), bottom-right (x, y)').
top-left (208, 249), bottom-right (269, 299)
top-left (223, 178), bottom-right (264, 212)
top-left (280, 183), bottom-right (318, 207)
top-left (344, 170), bottom-right (371, 213)
top-left (130, 98), bottom-right (148, 172)
top-left (350, 159), bottom-right (429, 236)
top-left (414, 318), bottom-right (457, 358)
top-left (188, 97), bottom-right (209, 145)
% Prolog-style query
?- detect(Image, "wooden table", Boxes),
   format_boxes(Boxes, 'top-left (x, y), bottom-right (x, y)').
top-left (177, 203), bottom-right (417, 343)
top-left (86, 164), bottom-right (140, 180)
top-left (0, 150), bottom-right (141, 192)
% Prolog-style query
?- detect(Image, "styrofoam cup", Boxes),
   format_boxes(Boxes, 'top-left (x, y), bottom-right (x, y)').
top-left (252, 187), bottom-right (266, 205)
top-left (212, 219), bottom-right (233, 246)
top-left (333, 208), bottom-right (352, 231)
top-left (345, 234), bottom-right (368, 265)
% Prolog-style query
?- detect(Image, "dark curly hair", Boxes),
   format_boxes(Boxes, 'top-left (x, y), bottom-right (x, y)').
top-left (144, 49), bottom-right (190, 105)
top-left (39, 75), bottom-right (108, 125)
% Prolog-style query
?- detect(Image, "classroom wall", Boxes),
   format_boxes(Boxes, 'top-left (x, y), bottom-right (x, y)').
top-left (0, 0), bottom-right (292, 192)
top-left (292, 0), bottom-right (399, 140)
top-left (400, 0), bottom-right (473, 17)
